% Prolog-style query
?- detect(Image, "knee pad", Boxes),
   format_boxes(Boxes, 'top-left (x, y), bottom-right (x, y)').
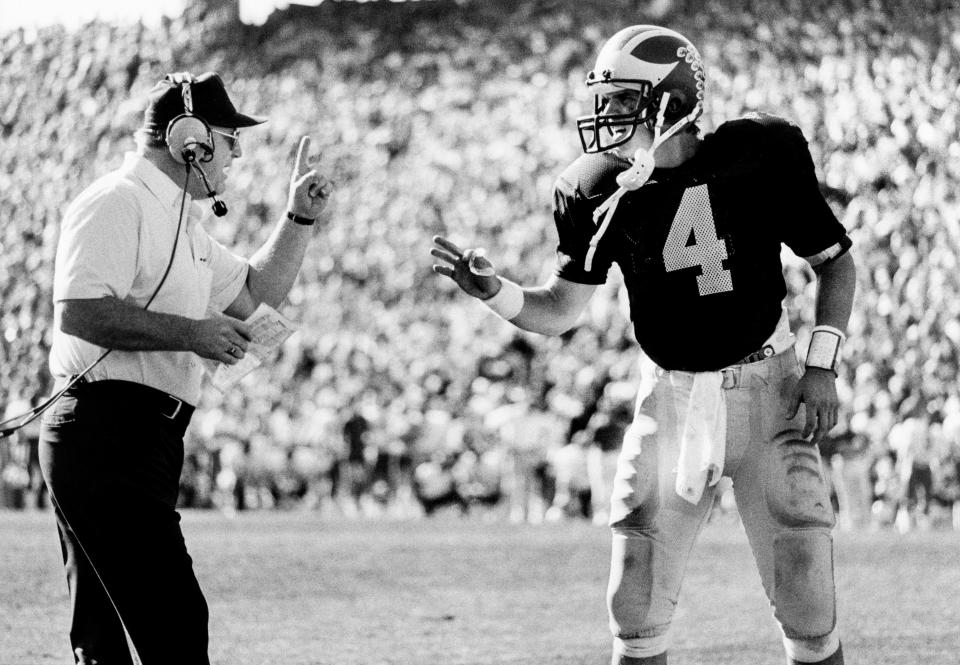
top-left (773, 530), bottom-right (836, 639)
top-left (608, 529), bottom-right (675, 644)
top-left (608, 530), bottom-right (655, 635)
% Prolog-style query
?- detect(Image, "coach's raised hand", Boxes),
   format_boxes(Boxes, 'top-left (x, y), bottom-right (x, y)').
top-left (431, 235), bottom-right (502, 300)
top-left (287, 135), bottom-right (333, 223)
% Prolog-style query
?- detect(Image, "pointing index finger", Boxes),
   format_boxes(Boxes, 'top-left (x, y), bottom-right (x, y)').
top-left (295, 136), bottom-right (311, 177)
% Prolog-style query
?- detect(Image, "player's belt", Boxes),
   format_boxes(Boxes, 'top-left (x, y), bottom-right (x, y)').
top-left (722, 345), bottom-right (785, 390)
top-left (734, 344), bottom-right (778, 365)
top-left (732, 307), bottom-right (796, 366)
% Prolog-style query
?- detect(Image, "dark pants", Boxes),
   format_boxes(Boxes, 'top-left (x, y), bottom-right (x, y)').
top-left (39, 380), bottom-right (209, 665)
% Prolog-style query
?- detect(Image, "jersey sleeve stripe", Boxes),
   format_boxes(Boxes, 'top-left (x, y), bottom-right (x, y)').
top-left (802, 242), bottom-right (845, 267)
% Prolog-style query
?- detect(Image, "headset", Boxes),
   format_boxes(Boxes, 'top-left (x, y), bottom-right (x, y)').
top-left (164, 72), bottom-right (214, 166)
top-left (164, 72), bottom-right (228, 217)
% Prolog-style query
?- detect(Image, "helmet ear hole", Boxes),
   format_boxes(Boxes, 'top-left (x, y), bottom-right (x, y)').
top-left (665, 93), bottom-right (684, 118)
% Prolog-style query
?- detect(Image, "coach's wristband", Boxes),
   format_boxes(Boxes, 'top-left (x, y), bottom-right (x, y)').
top-left (805, 325), bottom-right (846, 373)
top-left (286, 210), bottom-right (316, 226)
top-left (481, 277), bottom-right (524, 321)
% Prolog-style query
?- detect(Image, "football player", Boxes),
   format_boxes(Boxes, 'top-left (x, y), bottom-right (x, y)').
top-left (431, 25), bottom-right (855, 665)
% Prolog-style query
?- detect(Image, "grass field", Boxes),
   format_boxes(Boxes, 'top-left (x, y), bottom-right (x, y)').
top-left (1, 509), bottom-right (958, 665)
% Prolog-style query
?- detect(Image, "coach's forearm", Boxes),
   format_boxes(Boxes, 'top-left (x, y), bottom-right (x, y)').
top-left (59, 297), bottom-right (197, 351)
top-left (245, 215), bottom-right (313, 309)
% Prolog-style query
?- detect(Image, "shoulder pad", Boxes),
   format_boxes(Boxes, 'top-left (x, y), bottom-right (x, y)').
top-left (717, 113), bottom-right (807, 146)
top-left (556, 152), bottom-right (628, 200)
top-left (707, 113), bottom-right (811, 172)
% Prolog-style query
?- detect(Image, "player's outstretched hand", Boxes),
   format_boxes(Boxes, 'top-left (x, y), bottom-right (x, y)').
top-left (784, 367), bottom-right (839, 444)
top-left (287, 136), bottom-right (333, 222)
top-left (431, 235), bottom-right (502, 300)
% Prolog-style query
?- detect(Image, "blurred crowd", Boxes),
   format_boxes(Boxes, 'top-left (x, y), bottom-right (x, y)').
top-left (2, 0), bottom-right (959, 532)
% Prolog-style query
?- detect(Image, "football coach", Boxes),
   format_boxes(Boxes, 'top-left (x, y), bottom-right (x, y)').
top-left (39, 71), bottom-right (332, 665)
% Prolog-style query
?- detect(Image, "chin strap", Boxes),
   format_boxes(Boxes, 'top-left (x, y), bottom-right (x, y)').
top-left (584, 93), bottom-right (702, 271)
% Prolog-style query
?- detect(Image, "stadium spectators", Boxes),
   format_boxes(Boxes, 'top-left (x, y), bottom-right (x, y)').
top-left (1, 0), bottom-right (959, 530)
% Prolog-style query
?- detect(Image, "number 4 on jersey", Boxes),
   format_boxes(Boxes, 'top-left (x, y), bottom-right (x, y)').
top-left (662, 184), bottom-right (733, 296)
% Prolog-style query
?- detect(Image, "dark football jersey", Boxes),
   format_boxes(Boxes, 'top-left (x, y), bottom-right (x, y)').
top-left (553, 113), bottom-right (852, 372)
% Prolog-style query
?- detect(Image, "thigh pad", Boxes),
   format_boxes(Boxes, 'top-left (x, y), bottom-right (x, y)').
top-left (765, 432), bottom-right (835, 528)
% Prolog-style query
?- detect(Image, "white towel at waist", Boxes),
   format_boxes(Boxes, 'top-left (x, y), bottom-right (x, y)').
top-left (674, 370), bottom-right (726, 505)
top-left (670, 307), bottom-right (794, 504)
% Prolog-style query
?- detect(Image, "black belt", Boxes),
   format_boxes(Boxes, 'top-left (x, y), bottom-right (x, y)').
top-left (734, 344), bottom-right (777, 365)
top-left (62, 377), bottom-right (195, 433)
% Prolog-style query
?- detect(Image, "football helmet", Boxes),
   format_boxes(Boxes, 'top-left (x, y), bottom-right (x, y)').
top-left (577, 25), bottom-right (705, 153)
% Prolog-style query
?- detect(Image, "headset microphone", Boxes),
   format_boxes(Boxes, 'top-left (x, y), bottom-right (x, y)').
top-left (189, 162), bottom-right (229, 217)
top-left (211, 198), bottom-right (228, 217)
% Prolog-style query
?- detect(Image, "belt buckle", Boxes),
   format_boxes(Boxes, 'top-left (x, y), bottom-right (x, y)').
top-left (163, 395), bottom-right (183, 420)
top-left (721, 366), bottom-right (740, 390)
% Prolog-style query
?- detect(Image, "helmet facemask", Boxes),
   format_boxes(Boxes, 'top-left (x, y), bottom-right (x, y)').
top-left (577, 82), bottom-right (696, 155)
top-left (577, 82), bottom-right (660, 153)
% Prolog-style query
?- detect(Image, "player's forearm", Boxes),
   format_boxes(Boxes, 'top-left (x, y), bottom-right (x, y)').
top-left (246, 215), bottom-right (313, 309)
top-left (488, 274), bottom-right (594, 336)
top-left (509, 286), bottom-right (584, 336)
top-left (813, 251), bottom-right (856, 331)
top-left (59, 297), bottom-right (197, 352)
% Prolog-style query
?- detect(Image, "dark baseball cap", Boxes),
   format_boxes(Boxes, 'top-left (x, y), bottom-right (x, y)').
top-left (141, 71), bottom-right (266, 141)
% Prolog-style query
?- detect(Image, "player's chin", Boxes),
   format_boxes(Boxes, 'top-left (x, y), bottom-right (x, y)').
top-left (609, 137), bottom-right (634, 157)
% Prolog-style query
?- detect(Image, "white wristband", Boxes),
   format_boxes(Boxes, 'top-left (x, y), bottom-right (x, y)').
top-left (806, 325), bottom-right (846, 373)
top-left (482, 277), bottom-right (524, 321)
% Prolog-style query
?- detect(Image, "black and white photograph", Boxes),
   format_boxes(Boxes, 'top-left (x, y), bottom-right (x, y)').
top-left (1, 0), bottom-right (958, 663)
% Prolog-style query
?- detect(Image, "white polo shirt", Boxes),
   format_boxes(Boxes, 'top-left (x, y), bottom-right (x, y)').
top-left (50, 152), bottom-right (249, 405)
